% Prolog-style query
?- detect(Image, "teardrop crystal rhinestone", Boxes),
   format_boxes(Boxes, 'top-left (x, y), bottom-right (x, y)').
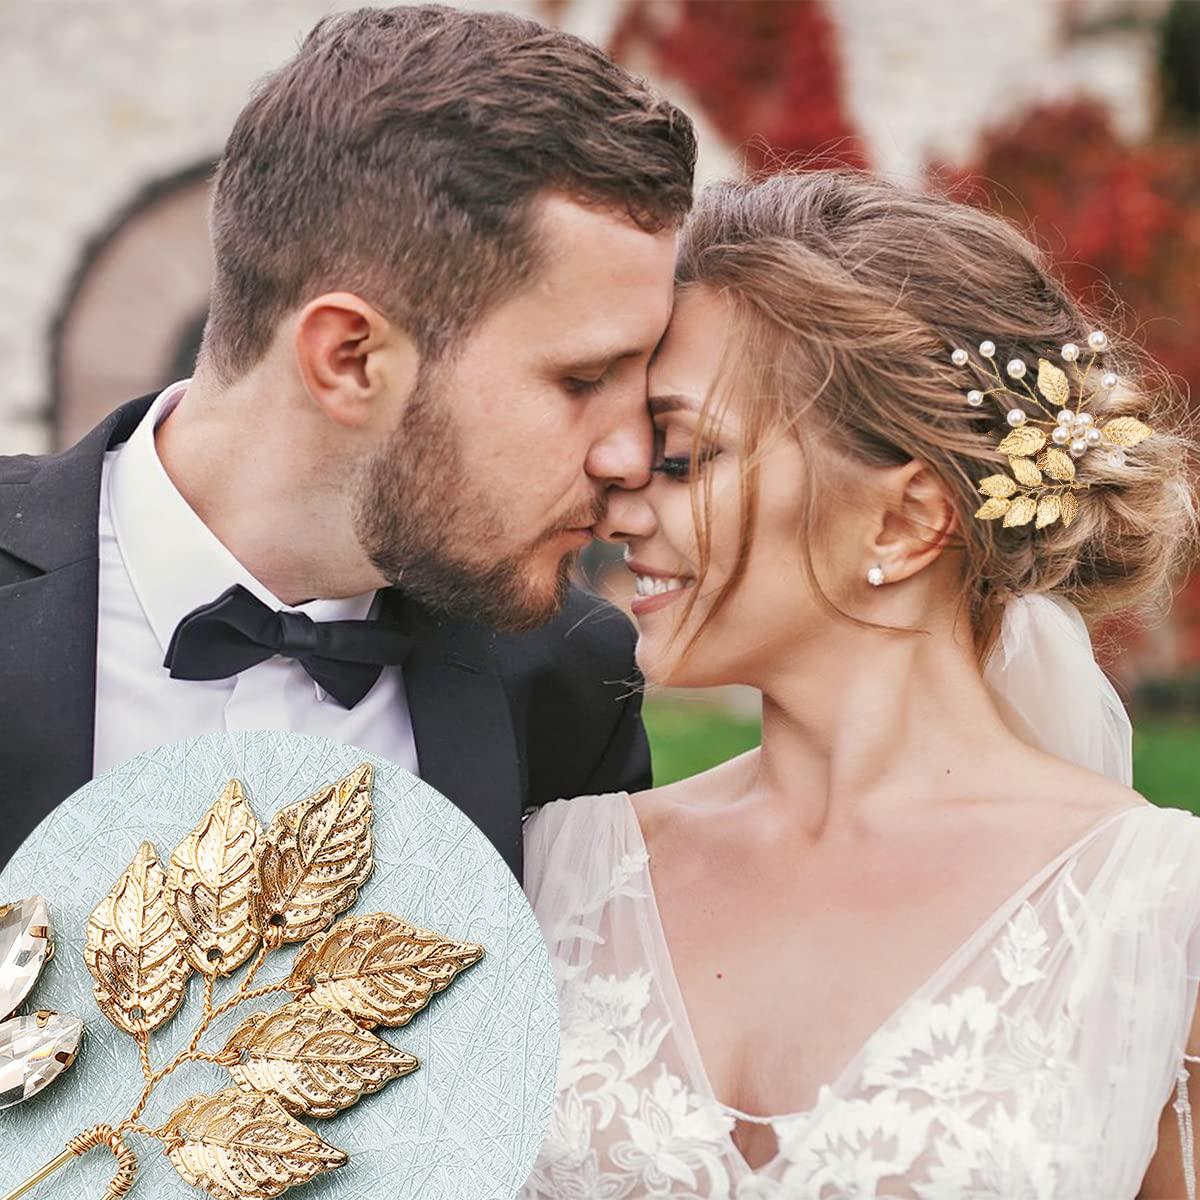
top-left (0, 1012), bottom-right (84, 1109)
top-left (0, 896), bottom-right (53, 1020)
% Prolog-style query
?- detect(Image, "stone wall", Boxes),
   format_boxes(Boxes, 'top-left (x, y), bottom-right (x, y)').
top-left (0, 0), bottom-right (1165, 454)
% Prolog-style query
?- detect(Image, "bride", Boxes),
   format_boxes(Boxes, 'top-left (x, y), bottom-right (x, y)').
top-left (520, 171), bottom-right (1200, 1199)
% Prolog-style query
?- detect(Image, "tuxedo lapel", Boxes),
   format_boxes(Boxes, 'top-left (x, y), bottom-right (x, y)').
top-left (0, 397), bottom-right (527, 879)
top-left (0, 397), bottom-right (153, 866)
top-left (387, 593), bottom-right (525, 878)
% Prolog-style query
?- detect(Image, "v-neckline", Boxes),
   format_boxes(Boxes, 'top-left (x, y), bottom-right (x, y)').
top-left (617, 793), bottom-right (1148, 1179)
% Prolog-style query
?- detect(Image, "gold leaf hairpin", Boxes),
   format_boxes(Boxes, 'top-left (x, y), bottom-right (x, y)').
top-left (4, 764), bottom-right (485, 1200)
top-left (951, 331), bottom-right (1153, 530)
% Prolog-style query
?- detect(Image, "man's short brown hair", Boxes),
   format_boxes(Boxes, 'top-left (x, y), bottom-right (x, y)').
top-left (202, 4), bottom-right (697, 380)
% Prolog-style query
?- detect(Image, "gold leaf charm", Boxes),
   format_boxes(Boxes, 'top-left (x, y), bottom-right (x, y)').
top-left (1101, 417), bottom-right (1152, 447)
top-left (1037, 448), bottom-right (1076, 482)
top-left (1035, 496), bottom-right (1062, 528)
top-left (1003, 496), bottom-right (1038, 528)
top-left (222, 999), bottom-right (419, 1118)
top-left (1036, 358), bottom-right (1070, 408)
top-left (168, 780), bottom-right (263, 976)
top-left (1010, 456), bottom-right (1043, 488)
top-left (287, 912), bottom-right (484, 1028)
top-left (163, 1088), bottom-right (347, 1200)
top-left (85, 842), bottom-right (192, 1035)
top-left (1061, 491), bottom-right (1080, 527)
top-left (978, 475), bottom-right (1017, 499)
top-left (975, 497), bottom-right (1012, 521)
top-left (252, 764), bottom-right (375, 950)
top-left (996, 426), bottom-right (1047, 458)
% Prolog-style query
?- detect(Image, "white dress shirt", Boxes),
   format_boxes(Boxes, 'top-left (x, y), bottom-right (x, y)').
top-left (94, 382), bottom-right (420, 776)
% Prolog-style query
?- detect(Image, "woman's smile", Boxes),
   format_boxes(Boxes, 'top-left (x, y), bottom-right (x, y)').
top-left (626, 558), bottom-right (696, 616)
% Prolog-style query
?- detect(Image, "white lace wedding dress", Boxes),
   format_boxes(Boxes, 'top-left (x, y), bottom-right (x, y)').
top-left (520, 792), bottom-right (1200, 1200)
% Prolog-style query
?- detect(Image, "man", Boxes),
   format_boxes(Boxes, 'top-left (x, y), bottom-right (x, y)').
top-left (0, 6), bottom-right (696, 877)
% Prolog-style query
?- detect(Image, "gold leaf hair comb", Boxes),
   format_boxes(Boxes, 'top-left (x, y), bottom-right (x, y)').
top-left (950, 331), bottom-right (1152, 530)
top-left (4, 764), bottom-right (485, 1200)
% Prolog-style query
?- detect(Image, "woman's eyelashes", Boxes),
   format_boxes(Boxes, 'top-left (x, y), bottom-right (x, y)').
top-left (652, 447), bottom-right (720, 481)
top-left (652, 455), bottom-right (692, 480)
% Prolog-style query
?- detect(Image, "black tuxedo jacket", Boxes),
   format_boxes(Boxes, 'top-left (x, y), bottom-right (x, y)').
top-left (0, 396), bottom-right (650, 879)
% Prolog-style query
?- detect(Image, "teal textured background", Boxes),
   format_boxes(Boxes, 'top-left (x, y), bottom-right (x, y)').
top-left (0, 731), bottom-right (557, 1199)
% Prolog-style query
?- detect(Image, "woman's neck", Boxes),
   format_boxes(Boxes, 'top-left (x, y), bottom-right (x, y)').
top-left (746, 619), bottom-right (1025, 838)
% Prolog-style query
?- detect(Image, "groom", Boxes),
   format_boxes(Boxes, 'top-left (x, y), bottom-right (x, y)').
top-left (0, 6), bottom-right (695, 878)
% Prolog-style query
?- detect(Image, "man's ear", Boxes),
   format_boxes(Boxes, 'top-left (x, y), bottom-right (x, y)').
top-left (293, 292), bottom-right (419, 429)
top-left (868, 460), bottom-right (958, 583)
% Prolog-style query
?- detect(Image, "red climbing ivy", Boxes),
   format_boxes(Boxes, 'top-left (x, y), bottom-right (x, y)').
top-left (611, 0), bottom-right (866, 171)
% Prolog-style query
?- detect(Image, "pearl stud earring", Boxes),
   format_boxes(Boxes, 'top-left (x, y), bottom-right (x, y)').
top-left (867, 565), bottom-right (886, 587)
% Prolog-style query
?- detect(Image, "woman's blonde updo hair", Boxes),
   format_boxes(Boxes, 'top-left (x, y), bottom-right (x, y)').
top-left (675, 169), bottom-right (1199, 648)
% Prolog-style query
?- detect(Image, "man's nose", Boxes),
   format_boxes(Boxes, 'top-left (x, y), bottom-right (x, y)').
top-left (585, 393), bottom-right (653, 492)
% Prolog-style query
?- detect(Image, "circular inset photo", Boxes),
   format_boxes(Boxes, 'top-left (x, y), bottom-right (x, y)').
top-left (0, 731), bottom-right (557, 1200)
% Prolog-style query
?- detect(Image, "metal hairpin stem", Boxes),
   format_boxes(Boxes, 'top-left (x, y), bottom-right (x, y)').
top-left (3, 1125), bottom-right (138, 1200)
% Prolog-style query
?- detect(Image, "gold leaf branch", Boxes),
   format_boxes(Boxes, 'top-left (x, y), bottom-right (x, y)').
top-left (222, 1000), bottom-right (418, 1117)
top-left (251, 764), bottom-right (375, 950)
top-left (953, 337), bottom-right (1153, 532)
top-left (167, 780), bottom-right (263, 977)
top-left (162, 1089), bottom-right (348, 1200)
top-left (5, 764), bottom-right (485, 1200)
top-left (85, 842), bottom-right (192, 1037)
top-left (288, 912), bottom-right (485, 1029)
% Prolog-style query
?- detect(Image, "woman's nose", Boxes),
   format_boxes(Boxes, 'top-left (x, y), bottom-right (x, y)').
top-left (596, 484), bottom-right (658, 545)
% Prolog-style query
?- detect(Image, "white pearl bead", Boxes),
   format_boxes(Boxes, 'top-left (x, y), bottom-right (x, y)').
top-left (951, 348), bottom-right (969, 366)
top-left (979, 340), bottom-right (996, 358)
top-left (1057, 409), bottom-right (1075, 426)
top-left (1061, 343), bottom-right (1080, 362)
top-left (1101, 371), bottom-right (1118, 389)
top-left (867, 566), bottom-right (885, 587)
top-left (1052, 426), bottom-right (1070, 445)
top-left (1088, 330), bottom-right (1108, 351)
top-left (1006, 408), bottom-right (1027, 427)
top-left (1107, 448), bottom-right (1127, 467)
top-left (1086, 427), bottom-right (1102, 446)
top-left (1070, 438), bottom-right (1089, 458)
top-left (1006, 359), bottom-right (1027, 379)
top-left (1076, 412), bottom-right (1094, 427)
top-left (966, 389), bottom-right (984, 407)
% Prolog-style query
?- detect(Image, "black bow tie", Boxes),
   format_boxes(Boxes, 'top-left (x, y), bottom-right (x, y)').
top-left (163, 584), bottom-right (414, 709)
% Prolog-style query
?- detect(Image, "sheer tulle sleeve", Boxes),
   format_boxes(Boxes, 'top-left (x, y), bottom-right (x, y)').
top-left (523, 793), bottom-right (637, 959)
top-left (522, 797), bottom-right (569, 913)
top-left (1151, 808), bottom-right (1200, 1199)
top-left (1188, 816), bottom-right (1200, 985)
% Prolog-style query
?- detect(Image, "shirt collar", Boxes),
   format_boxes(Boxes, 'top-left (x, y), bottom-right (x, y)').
top-left (107, 380), bottom-right (376, 654)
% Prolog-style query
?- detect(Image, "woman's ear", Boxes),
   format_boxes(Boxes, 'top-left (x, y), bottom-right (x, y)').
top-left (292, 292), bottom-right (419, 430)
top-left (869, 460), bottom-right (958, 583)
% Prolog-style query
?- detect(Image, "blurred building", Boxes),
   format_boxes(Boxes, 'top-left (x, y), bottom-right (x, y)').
top-left (0, 0), bottom-right (1170, 457)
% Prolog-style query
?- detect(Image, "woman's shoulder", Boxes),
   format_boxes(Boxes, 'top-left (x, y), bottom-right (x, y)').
top-left (628, 749), bottom-right (759, 842)
top-left (998, 752), bottom-right (1187, 851)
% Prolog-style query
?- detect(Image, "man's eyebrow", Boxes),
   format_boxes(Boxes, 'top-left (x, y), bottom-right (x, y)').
top-left (549, 347), bottom-right (646, 374)
top-left (649, 393), bottom-right (697, 416)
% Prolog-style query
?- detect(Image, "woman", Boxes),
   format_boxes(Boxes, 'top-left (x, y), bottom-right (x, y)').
top-left (521, 171), bottom-right (1200, 1199)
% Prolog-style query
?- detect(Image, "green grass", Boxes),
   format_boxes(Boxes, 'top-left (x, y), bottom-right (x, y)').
top-left (1133, 722), bottom-right (1200, 814)
top-left (645, 698), bottom-right (1200, 815)
top-left (643, 698), bottom-right (761, 787)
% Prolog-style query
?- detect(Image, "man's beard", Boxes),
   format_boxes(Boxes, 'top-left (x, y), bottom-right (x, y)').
top-left (352, 371), bottom-right (603, 633)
